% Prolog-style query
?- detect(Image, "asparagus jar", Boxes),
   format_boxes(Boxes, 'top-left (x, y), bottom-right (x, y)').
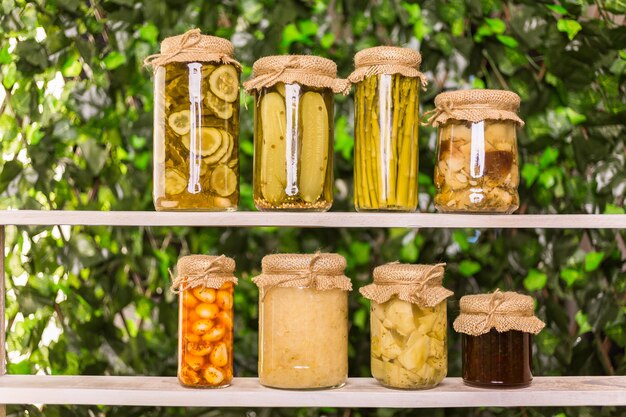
top-left (253, 253), bottom-right (352, 389)
top-left (348, 46), bottom-right (427, 212)
top-left (453, 290), bottom-right (545, 388)
top-left (360, 263), bottom-right (452, 389)
top-left (426, 89), bottom-right (524, 213)
top-left (243, 56), bottom-right (349, 211)
top-left (172, 255), bottom-right (238, 388)
top-left (145, 29), bottom-right (241, 211)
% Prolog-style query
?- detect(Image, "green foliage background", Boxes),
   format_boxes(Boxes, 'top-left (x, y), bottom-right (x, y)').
top-left (1, 0), bottom-right (625, 416)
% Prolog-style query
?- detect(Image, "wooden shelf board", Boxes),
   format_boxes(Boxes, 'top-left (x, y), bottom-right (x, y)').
top-left (0, 210), bottom-right (625, 229)
top-left (0, 376), bottom-right (624, 408)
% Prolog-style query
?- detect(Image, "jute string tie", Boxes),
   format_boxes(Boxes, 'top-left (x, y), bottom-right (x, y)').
top-left (259, 252), bottom-right (323, 300)
top-left (170, 254), bottom-right (237, 294)
top-left (143, 28), bottom-right (241, 71)
top-left (478, 289), bottom-right (506, 333)
top-left (422, 101), bottom-right (495, 126)
top-left (359, 262), bottom-right (452, 307)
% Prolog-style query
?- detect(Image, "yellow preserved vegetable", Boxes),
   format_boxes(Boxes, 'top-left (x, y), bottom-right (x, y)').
top-left (244, 55), bottom-right (350, 211)
top-left (147, 31), bottom-right (241, 211)
top-left (371, 299), bottom-right (447, 389)
top-left (253, 253), bottom-right (353, 389)
top-left (360, 262), bottom-right (451, 390)
top-left (348, 46), bottom-right (427, 212)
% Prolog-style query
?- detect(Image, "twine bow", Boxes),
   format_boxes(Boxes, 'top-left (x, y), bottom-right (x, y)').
top-left (422, 101), bottom-right (496, 126)
top-left (478, 289), bottom-right (506, 332)
top-left (259, 252), bottom-right (324, 300)
top-left (376, 262), bottom-right (446, 304)
top-left (144, 29), bottom-right (203, 68)
top-left (170, 254), bottom-right (231, 294)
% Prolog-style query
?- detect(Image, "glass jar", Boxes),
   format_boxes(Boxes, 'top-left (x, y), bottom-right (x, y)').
top-left (462, 330), bottom-right (532, 387)
top-left (371, 298), bottom-right (447, 389)
top-left (150, 31), bottom-right (240, 211)
top-left (244, 55), bottom-right (348, 211)
top-left (253, 253), bottom-right (352, 389)
top-left (430, 90), bottom-right (523, 213)
top-left (175, 255), bottom-right (237, 388)
top-left (453, 290), bottom-right (545, 389)
top-left (349, 47), bottom-right (426, 212)
top-left (360, 262), bottom-right (451, 390)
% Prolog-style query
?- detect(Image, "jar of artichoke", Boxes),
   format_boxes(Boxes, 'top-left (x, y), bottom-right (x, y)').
top-left (453, 290), bottom-right (545, 388)
top-left (348, 46), bottom-right (427, 212)
top-left (426, 90), bottom-right (524, 213)
top-left (360, 263), bottom-right (452, 389)
top-left (243, 56), bottom-right (349, 211)
top-left (253, 253), bottom-right (352, 389)
top-left (172, 255), bottom-right (238, 388)
top-left (146, 29), bottom-right (241, 211)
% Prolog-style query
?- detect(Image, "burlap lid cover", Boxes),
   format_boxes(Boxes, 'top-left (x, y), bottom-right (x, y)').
top-left (359, 263), bottom-right (452, 307)
top-left (252, 253), bottom-right (352, 291)
top-left (347, 46), bottom-right (427, 87)
top-left (424, 89), bottom-right (524, 127)
top-left (243, 55), bottom-right (350, 95)
top-left (453, 290), bottom-right (545, 336)
top-left (144, 28), bottom-right (241, 71)
top-left (171, 255), bottom-right (238, 293)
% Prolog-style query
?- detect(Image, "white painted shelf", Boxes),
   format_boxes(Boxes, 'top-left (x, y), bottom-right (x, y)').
top-left (0, 376), bottom-right (624, 408)
top-left (0, 210), bottom-right (625, 228)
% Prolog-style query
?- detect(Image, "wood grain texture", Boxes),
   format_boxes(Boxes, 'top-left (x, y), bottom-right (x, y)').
top-left (0, 376), bottom-right (623, 408)
top-left (0, 210), bottom-right (625, 229)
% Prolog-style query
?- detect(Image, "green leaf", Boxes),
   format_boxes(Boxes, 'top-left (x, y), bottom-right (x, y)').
top-left (0, 45), bottom-right (10, 64)
top-left (604, 204), bottom-right (625, 214)
top-left (353, 308), bottom-right (367, 331)
top-left (79, 139), bottom-right (108, 175)
top-left (539, 147), bottom-right (559, 168)
top-left (103, 51), bottom-right (127, 70)
top-left (546, 4), bottom-right (568, 15)
top-left (560, 268), bottom-right (582, 287)
top-left (61, 52), bottom-right (82, 77)
top-left (320, 33), bottom-right (334, 49)
top-left (400, 242), bottom-right (418, 262)
top-left (349, 241), bottom-right (371, 266)
top-left (575, 310), bottom-right (592, 334)
top-left (0, 160), bottom-right (22, 193)
top-left (523, 269), bottom-right (547, 291)
top-left (458, 260), bottom-right (481, 277)
top-left (584, 252), bottom-right (604, 272)
top-left (521, 163), bottom-right (540, 187)
top-left (496, 35), bottom-right (518, 48)
top-left (139, 23), bottom-right (159, 45)
top-left (557, 19), bottom-right (582, 41)
top-left (485, 18), bottom-right (506, 34)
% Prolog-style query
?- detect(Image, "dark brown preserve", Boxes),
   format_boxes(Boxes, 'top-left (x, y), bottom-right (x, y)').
top-left (462, 329), bottom-right (532, 387)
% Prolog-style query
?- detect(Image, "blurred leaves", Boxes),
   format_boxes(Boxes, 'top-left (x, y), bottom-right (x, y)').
top-left (0, 0), bottom-right (624, 416)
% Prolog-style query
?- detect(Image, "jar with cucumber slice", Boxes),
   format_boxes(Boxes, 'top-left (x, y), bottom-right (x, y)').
top-left (348, 46), bottom-right (428, 212)
top-left (244, 55), bottom-right (349, 211)
top-left (360, 263), bottom-right (452, 390)
top-left (145, 29), bottom-right (241, 211)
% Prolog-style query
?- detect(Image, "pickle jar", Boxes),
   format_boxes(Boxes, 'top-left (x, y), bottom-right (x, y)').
top-left (360, 263), bottom-right (452, 389)
top-left (253, 253), bottom-right (352, 389)
top-left (173, 255), bottom-right (238, 388)
top-left (453, 290), bottom-right (545, 388)
top-left (428, 89), bottom-right (524, 213)
top-left (347, 46), bottom-right (427, 212)
top-left (146, 29), bottom-right (241, 211)
top-left (243, 56), bottom-right (349, 211)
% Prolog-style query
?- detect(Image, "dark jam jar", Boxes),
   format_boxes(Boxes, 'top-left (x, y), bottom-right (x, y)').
top-left (462, 330), bottom-right (532, 387)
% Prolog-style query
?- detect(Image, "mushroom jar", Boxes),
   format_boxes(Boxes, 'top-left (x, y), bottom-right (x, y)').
top-left (428, 90), bottom-right (524, 213)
